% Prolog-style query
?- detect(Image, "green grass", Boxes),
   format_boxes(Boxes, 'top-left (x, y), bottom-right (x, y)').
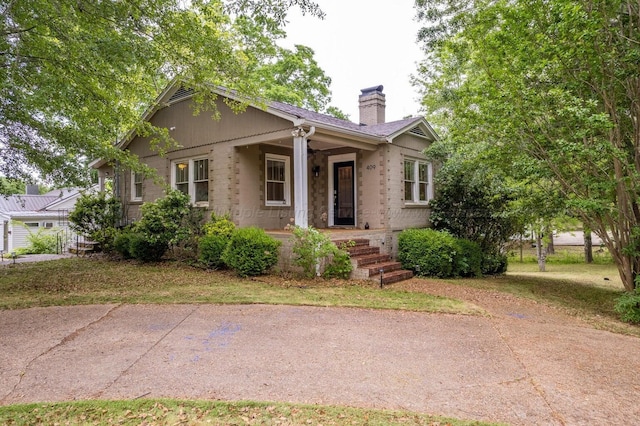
top-left (0, 257), bottom-right (478, 315)
top-left (0, 399), bottom-right (499, 425)
top-left (507, 243), bottom-right (613, 265)
top-left (449, 260), bottom-right (636, 336)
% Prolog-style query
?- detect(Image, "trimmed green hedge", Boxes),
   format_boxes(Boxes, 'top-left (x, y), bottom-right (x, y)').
top-left (199, 234), bottom-right (229, 269)
top-left (398, 228), bottom-right (498, 278)
top-left (222, 227), bottom-right (281, 277)
top-left (399, 228), bottom-right (458, 278)
top-left (199, 213), bottom-right (236, 269)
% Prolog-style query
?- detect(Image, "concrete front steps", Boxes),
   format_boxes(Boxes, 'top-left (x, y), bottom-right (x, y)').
top-left (68, 240), bottom-right (100, 256)
top-left (333, 238), bottom-right (413, 285)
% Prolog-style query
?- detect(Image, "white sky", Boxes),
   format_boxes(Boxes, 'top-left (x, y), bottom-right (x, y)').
top-left (281, 0), bottom-right (424, 122)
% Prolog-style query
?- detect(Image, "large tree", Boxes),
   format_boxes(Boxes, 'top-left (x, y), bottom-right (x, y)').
top-left (1, 0), bottom-right (326, 186)
top-left (415, 0), bottom-right (640, 291)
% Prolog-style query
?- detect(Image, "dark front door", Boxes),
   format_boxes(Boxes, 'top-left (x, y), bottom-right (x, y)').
top-left (333, 161), bottom-right (355, 226)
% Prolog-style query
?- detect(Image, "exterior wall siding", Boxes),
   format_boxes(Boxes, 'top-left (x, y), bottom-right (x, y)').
top-left (358, 148), bottom-right (385, 230)
top-left (211, 143), bottom-right (234, 217)
top-left (385, 137), bottom-right (432, 232)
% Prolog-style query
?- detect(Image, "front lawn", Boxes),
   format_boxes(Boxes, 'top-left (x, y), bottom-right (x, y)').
top-left (0, 399), bottom-right (499, 425)
top-left (0, 257), bottom-right (478, 315)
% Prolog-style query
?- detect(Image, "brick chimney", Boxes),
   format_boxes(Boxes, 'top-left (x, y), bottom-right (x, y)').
top-left (359, 85), bottom-right (386, 125)
top-left (25, 184), bottom-right (39, 195)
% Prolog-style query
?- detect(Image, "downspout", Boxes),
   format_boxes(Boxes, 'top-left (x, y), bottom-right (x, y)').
top-left (292, 125), bottom-right (316, 228)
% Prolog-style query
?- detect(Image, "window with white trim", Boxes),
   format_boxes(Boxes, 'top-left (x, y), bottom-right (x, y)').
top-left (193, 159), bottom-right (208, 203)
top-left (265, 153), bottom-right (290, 206)
top-left (131, 171), bottom-right (143, 201)
top-left (404, 158), bottom-right (433, 204)
top-left (171, 158), bottom-right (209, 205)
top-left (43, 222), bottom-right (54, 229)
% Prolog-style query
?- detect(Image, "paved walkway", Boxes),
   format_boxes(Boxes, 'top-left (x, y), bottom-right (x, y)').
top-left (0, 253), bottom-right (75, 264)
top-left (1, 302), bottom-right (639, 425)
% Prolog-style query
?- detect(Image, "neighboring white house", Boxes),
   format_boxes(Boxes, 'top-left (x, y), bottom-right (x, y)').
top-left (0, 187), bottom-right (91, 253)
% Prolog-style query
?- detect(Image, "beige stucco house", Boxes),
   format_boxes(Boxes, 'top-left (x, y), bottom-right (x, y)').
top-left (92, 83), bottom-right (438, 257)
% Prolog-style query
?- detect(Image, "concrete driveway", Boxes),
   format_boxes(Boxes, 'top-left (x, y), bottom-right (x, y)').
top-left (1, 302), bottom-right (639, 425)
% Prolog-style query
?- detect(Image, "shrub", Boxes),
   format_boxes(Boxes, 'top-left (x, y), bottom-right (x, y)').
top-left (322, 247), bottom-right (353, 279)
top-left (398, 228), bottom-right (459, 278)
top-left (199, 234), bottom-right (229, 269)
top-left (202, 213), bottom-right (236, 238)
top-left (199, 213), bottom-right (236, 269)
top-left (16, 225), bottom-right (58, 254)
top-left (455, 239), bottom-right (483, 277)
top-left (614, 288), bottom-right (640, 324)
top-left (113, 229), bottom-right (135, 259)
top-left (134, 189), bottom-right (200, 247)
top-left (290, 226), bottom-right (332, 277)
top-left (428, 156), bottom-right (521, 257)
top-left (222, 227), bottom-right (281, 277)
top-left (128, 232), bottom-right (168, 262)
top-left (481, 252), bottom-right (508, 275)
top-left (69, 191), bottom-right (121, 251)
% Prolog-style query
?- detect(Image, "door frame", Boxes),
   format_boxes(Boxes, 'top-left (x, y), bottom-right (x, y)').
top-left (328, 153), bottom-right (357, 227)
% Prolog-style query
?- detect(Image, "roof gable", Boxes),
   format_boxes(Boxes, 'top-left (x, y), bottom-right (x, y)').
top-left (100, 81), bottom-right (438, 159)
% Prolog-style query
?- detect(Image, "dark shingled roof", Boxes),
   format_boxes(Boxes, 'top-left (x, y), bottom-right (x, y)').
top-left (267, 100), bottom-right (423, 138)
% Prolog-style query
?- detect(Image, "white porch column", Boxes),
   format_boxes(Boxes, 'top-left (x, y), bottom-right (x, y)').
top-left (292, 126), bottom-right (315, 228)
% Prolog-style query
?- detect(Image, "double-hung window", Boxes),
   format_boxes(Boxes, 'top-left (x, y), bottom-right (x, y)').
top-left (193, 159), bottom-right (208, 203)
top-left (131, 171), bottom-right (143, 201)
top-left (172, 158), bottom-right (209, 205)
top-left (404, 158), bottom-right (433, 204)
top-left (265, 153), bottom-right (290, 206)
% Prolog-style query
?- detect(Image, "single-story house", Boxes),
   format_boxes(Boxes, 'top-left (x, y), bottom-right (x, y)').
top-left (0, 186), bottom-right (89, 253)
top-left (91, 83), bottom-right (438, 258)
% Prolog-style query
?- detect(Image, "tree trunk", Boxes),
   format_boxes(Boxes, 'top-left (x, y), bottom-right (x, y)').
top-left (519, 234), bottom-right (523, 263)
top-left (536, 230), bottom-right (546, 272)
top-left (584, 226), bottom-right (593, 264)
top-left (546, 227), bottom-right (555, 255)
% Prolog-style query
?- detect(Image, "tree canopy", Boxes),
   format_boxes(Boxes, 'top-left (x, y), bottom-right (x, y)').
top-left (415, 0), bottom-right (640, 291)
top-left (1, 0), bottom-right (333, 187)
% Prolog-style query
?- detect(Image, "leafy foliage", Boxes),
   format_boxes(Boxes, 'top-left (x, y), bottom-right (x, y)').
top-left (480, 252), bottom-right (508, 276)
top-left (202, 213), bottom-right (236, 238)
top-left (614, 288), bottom-right (640, 324)
top-left (398, 228), bottom-right (458, 278)
top-left (415, 0), bottom-right (640, 290)
top-left (15, 224), bottom-right (58, 255)
top-left (222, 227), bottom-right (281, 277)
top-left (69, 192), bottom-right (121, 251)
top-left (398, 228), bottom-right (497, 278)
top-left (322, 246), bottom-right (353, 279)
top-left (199, 235), bottom-right (230, 269)
top-left (113, 229), bottom-right (135, 259)
top-left (455, 239), bottom-right (483, 278)
top-left (117, 189), bottom-right (203, 262)
top-left (0, 178), bottom-right (26, 195)
top-left (134, 190), bottom-right (200, 247)
top-left (128, 233), bottom-right (169, 263)
top-left (428, 148), bottom-right (521, 257)
top-left (199, 212), bottom-right (236, 269)
top-left (289, 226), bottom-right (352, 279)
top-left (1, 0), bottom-right (324, 187)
